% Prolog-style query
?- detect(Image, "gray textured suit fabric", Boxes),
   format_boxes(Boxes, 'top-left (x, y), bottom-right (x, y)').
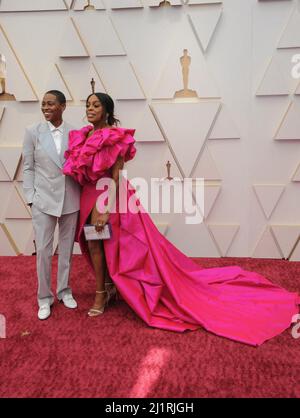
top-left (22, 122), bottom-right (80, 217)
top-left (22, 121), bottom-right (81, 307)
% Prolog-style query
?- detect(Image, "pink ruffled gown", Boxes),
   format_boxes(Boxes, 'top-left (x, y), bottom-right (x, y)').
top-left (63, 126), bottom-right (300, 346)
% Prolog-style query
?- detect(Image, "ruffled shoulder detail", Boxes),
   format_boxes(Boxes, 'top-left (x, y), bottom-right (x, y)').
top-left (63, 126), bottom-right (136, 185)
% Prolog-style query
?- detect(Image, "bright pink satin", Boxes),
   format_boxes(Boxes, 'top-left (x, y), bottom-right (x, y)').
top-left (64, 126), bottom-right (300, 346)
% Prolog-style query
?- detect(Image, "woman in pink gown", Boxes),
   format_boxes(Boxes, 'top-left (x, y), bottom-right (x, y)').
top-left (63, 92), bottom-right (300, 346)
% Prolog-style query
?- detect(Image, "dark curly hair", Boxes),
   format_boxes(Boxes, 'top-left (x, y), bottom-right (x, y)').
top-left (86, 92), bottom-right (120, 126)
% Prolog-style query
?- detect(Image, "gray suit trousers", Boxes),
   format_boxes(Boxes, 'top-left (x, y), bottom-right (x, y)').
top-left (31, 205), bottom-right (78, 307)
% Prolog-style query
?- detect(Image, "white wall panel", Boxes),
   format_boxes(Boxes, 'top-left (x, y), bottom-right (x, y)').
top-left (0, 0), bottom-right (67, 12)
top-left (152, 102), bottom-right (220, 176)
top-left (0, 0), bottom-right (299, 259)
top-left (110, 0), bottom-right (143, 9)
top-left (278, 6), bottom-right (300, 49)
top-left (95, 56), bottom-right (145, 99)
top-left (74, 13), bottom-right (126, 56)
top-left (188, 4), bottom-right (222, 52)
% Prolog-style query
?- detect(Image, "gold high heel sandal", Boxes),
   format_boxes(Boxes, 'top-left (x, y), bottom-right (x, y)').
top-left (88, 290), bottom-right (108, 317)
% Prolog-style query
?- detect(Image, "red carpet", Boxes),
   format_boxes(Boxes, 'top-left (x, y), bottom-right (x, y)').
top-left (0, 255), bottom-right (300, 398)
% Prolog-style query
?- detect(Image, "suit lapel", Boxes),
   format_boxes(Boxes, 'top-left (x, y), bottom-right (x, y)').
top-left (38, 123), bottom-right (62, 168)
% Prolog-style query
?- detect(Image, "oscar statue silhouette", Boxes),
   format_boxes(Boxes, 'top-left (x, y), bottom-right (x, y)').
top-left (84, 0), bottom-right (95, 10)
top-left (0, 53), bottom-right (16, 101)
top-left (174, 49), bottom-right (198, 98)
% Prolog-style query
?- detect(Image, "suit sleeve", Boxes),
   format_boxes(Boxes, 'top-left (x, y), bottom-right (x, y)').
top-left (22, 128), bottom-right (35, 205)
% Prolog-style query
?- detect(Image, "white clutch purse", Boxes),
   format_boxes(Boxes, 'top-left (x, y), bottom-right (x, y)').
top-left (83, 223), bottom-right (112, 241)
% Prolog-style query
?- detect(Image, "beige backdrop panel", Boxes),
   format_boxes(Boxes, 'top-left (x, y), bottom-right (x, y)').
top-left (0, 0), bottom-right (300, 259)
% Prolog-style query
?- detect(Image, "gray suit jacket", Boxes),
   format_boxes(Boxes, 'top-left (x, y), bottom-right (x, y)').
top-left (22, 121), bottom-right (81, 217)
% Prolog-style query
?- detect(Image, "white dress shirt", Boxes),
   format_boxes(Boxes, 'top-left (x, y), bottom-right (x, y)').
top-left (48, 121), bottom-right (64, 155)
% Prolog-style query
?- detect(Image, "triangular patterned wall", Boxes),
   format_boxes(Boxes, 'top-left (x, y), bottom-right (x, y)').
top-left (0, 0), bottom-right (299, 259)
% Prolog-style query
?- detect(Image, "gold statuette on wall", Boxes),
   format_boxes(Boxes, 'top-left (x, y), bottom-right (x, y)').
top-left (91, 77), bottom-right (96, 94)
top-left (159, 1), bottom-right (171, 7)
top-left (84, 0), bottom-right (95, 10)
top-left (174, 49), bottom-right (198, 99)
top-left (165, 161), bottom-right (174, 181)
top-left (0, 53), bottom-right (16, 101)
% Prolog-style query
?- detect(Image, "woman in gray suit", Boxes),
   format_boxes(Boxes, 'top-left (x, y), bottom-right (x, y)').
top-left (22, 90), bottom-right (81, 320)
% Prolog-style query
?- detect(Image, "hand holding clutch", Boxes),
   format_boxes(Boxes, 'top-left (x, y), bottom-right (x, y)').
top-left (95, 211), bottom-right (110, 232)
top-left (84, 224), bottom-right (112, 241)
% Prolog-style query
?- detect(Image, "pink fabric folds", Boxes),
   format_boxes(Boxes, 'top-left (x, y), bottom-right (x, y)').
top-left (63, 126), bottom-right (300, 346)
top-left (63, 125), bottom-right (136, 186)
